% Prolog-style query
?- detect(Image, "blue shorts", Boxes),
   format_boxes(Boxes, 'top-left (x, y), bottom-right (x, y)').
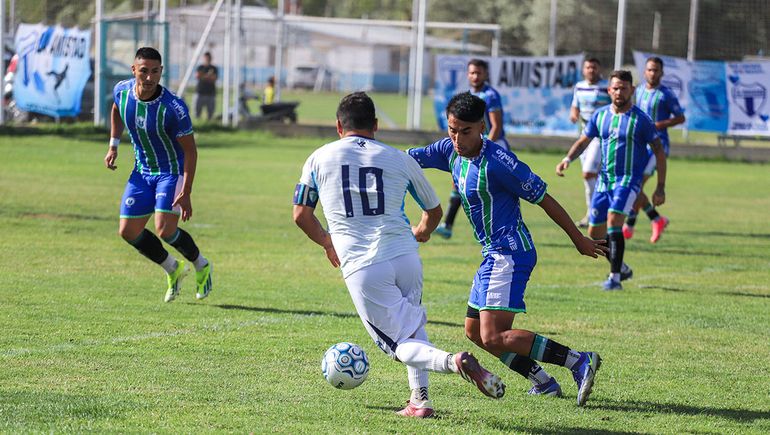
top-left (589, 185), bottom-right (640, 225)
top-left (120, 171), bottom-right (182, 218)
top-left (468, 250), bottom-right (537, 314)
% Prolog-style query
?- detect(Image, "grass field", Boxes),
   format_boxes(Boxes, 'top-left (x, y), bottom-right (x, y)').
top-left (1, 126), bottom-right (768, 433)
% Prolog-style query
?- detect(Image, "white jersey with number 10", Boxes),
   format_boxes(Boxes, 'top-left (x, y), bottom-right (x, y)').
top-left (298, 135), bottom-right (440, 278)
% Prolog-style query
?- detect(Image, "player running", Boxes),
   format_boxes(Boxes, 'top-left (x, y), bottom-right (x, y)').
top-left (104, 47), bottom-right (212, 303)
top-left (435, 58), bottom-right (509, 239)
top-left (569, 58), bottom-right (611, 228)
top-left (624, 56), bottom-right (685, 243)
top-left (557, 70), bottom-right (667, 291)
top-left (293, 92), bottom-right (505, 419)
top-left (409, 92), bottom-right (607, 406)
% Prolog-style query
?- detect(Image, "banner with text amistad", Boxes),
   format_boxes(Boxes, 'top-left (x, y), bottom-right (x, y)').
top-left (633, 51), bottom-right (728, 134)
top-left (13, 23), bottom-right (92, 118)
top-left (726, 61), bottom-right (770, 136)
top-left (434, 54), bottom-right (584, 137)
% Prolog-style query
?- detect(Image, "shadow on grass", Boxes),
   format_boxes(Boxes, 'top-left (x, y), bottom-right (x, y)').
top-left (205, 303), bottom-right (464, 328)
top-left (637, 285), bottom-right (689, 292)
top-left (587, 398), bottom-right (770, 423)
top-left (674, 229), bottom-right (770, 239)
top-left (717, 291), bottom-right (770, 299)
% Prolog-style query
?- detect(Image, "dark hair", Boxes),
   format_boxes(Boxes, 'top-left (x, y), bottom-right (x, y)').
top-left (135, 47), bottom-right (162, 63)
top-left (609, 70), bottom-right (633, 84)
top-left (584, 57), bottom-right (601, 65)
top-left (467, 58), bottom-right (489, 71)
top-left (646, 56), bottom-right (664, 68)
top-left (204, 52), bottom-right (212, 58)
top-left (446, 92), bottom-right (486, 123)
top-left (337, 92), bottom-right (376, 131)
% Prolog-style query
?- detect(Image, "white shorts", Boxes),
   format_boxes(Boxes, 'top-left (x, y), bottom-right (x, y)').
top-left (579, 137), bottom-right (602, 174)
top-left (343, 253), bottom-right (427, 358)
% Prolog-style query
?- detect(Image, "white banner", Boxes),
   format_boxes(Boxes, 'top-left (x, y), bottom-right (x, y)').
top-left (13, 23), bottom-right (92, 118)
top-left (726, 61), bottom-right (770, 136)
top-left (434, 54), bottom-right (584, 136)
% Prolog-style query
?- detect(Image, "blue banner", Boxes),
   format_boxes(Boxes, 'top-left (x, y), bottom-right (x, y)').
top-left (13, 23), bottom-right (92, 118)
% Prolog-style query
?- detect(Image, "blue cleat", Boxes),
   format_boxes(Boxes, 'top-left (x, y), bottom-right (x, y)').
top-left (434, 224), bottom-right (452, 239)
top-left (572, 351), bottom-right (602, 406)
top-left (602, 277), bottom-right (623, 291)
top-left (528, 377), bottom-right (563, 397)
top-left (620, 263), bottom-right (633, 281)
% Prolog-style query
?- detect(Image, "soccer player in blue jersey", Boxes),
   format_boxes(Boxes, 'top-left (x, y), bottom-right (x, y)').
top-left (409, 92), bottom-right (607, 406)
top-left (435, 59), bottom-right (510, 239)
top-left (103, 47), bottom-right (212, 303)
top-left (557, 70), bottom-right (667, 291)
top-left (570, 58), bottom-right (611, 228)
top-left (624, 57), bottom-right (685, 243)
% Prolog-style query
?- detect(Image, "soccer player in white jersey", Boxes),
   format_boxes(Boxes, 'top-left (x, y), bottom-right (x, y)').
top-left (410, 92), bottom-right (607, 406)
top-left (570, 58), bottom-right (611, 228)
top-left (292, 92), bottom-right (505, 418)
top-left (104, 47), bottom-right (212, 303)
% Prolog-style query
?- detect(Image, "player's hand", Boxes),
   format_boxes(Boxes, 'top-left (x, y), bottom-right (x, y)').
top-left (104, 148), bottom-right (118, 170)
top-left (575, 236), bottom-right (608, 258)
top-left (322, 233), bottom-right (340, 268)
top-left (555, 160), bottom-right (570, 177)
top-left (172, 191), bottom-right (193, 221)
top-left (569, 113), bottom-right (579, 124)
top-left (652, 186), bottom-right (665, 206)
top-left (412, 226), bottom-right (431, 243)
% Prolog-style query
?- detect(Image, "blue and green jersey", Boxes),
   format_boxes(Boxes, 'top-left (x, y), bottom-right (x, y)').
top-left (408, 139), bottom-right (546, 257)
top-left (113, 79), bottom-right (193, 176)
top-left (584, 105), bottom-right (658, 192)
top-left (634, 84), bottom-right (683, 154)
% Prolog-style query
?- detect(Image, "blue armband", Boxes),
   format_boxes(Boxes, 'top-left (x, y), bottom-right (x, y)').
top-left (293, 183), bottom-right (318, 207)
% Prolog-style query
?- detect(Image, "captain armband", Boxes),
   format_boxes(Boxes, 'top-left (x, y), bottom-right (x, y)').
top-left (109, 137), bottom-right (120, 148)
top-left (293, 183), bottom-right (319, 207)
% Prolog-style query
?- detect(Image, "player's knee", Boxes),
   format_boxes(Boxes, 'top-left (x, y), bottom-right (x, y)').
top-left (155, 224), bottom-right (177, 240)
top-left (464, 327), bottom-right (483, 347)
top-left (479, 331), bottom-right (505, 352)
top-left (118, 226), bottom-right (139, 242)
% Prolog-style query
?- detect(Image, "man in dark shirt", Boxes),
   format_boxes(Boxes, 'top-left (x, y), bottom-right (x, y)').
top-left (194, 52), bottom-right (217, 120)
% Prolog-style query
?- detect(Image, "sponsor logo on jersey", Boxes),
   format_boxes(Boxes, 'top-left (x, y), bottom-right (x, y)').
top-left (125, 197), bottom-right (135, 206)
top-left (521, 173), bottom-right (536, 191)
top-left (136, 116), bottom-right (146, 129)
top-left (155, 192), bottom-right (167, 199)
top-left (494, 147), bottom-right (518, 170)
top-left (171, 99), bottom-right (188, 120)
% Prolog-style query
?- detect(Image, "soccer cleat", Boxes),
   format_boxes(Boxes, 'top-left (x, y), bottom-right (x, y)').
top-left (164, 261), bottom-right (190, 303)
top-left (622, 223), bottom-right (635, 239)
top-left (620, 263), bottom-right (633, 281)
top-left (195, 262), bottom-right (213, 299)
top-left (434, 224), bottom-right (452, 239)
top-left (572, 351), bottom-right (602, 406)
top-left (576, 217), bottom-right (589, 228)
top-left (527, 377), bottom-right (563, 397)
top-left (650, 216), bottom-right (669, 243)
top-left (454, 352), bottom-right (505, 399)
top-left (396, 400), bottom-right (435, 418)
top-left (602, 277), bottom-right (622, 291)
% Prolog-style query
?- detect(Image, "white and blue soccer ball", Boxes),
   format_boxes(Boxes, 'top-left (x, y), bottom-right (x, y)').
top-left (321, 342), bottom-right (370, 390)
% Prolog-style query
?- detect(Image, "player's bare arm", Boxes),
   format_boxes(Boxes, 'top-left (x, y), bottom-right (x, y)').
top-left (487, 110), bottom-right (504, 142)
top-left (538, 193), bottom-right (608, 258)
top-left (104, 103), bottom-right (124, 170)
top-left (174, 134), bottom-right (197, 221)
top-left (293, 204), bottom-right (340, 267)
top-left (569, 106), bottom-right (580, 124)
top-left (655, 113), bottom-right (686, 131)
top-left (650, 138), bottom-right (667, 206)
top-left (412, 205), bottom-right (442, 242)
top-left (556, 135), bottom-right (591, 176)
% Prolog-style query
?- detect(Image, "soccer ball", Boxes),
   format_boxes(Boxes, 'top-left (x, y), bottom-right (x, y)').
top-left (321, 342), bottom-right (370, 390)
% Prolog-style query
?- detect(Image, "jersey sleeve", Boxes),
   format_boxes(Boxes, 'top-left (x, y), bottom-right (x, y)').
top-left (582, 110), bottom-right (600, 138)
top-left (665, 89), bottom-right (685, 117)
top-left (571, 86), bottom-right (579, 108)
top-left (492, 151), bottom-right (547, 204)
top-left (168, 98), bottom-right (194, 138)
top-left (293, 153), bottom-right (319, 207)
top-left (401, 153), bottom-right (440, 210)
top-left (407, 139), bottom-right (453, 172)
top-left (486, 89), bottom-right (503, 112)
top-left (638, 112), bottom-right (659, 144)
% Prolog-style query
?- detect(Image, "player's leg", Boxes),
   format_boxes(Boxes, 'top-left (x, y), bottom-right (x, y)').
top-left (603, 186), bottom-right (638, 290)
top-left (155, 174), bottom-right (212, 299)
top-left (577, 137), bottom-right (601, 228)
top-left (205, 95), bottom-right (215, 120)
top-left (634, 168), bottom-right (669, 243)
top-left (435, 183), bottom-right (460, 239)
top-left (476, 310), bottom-right (601, 406)
top-left (194, 94), bottom-right (203, 119)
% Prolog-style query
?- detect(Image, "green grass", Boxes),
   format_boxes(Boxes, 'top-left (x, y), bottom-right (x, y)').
top-left (1, 127), bottom-right (768, 433)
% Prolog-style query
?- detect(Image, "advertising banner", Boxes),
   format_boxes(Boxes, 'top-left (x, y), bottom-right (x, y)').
top-left (434, 54), bottom-right (583, 137)
top-left (725, 61), bottom-right (770, 136)
top-left (13, 23), bottom-right (92, 118)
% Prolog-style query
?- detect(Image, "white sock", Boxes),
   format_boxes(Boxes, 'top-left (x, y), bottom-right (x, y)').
top-left (528, 365), bottom-right (553, 385)
top-left (584, 177), bottom-right (597, 214)
top-left (192, 254), bottom-right (208, 271)
top-left (610, 272), bottom-right (621, 282)
top-left (407, 365), bottom-right (429, 391)
top-left (160, 255), bottom-right (178, 274)
top-left (565, 350), bottom-right (584, 370)
top-left (396, 339), bottom-right (452, 374)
